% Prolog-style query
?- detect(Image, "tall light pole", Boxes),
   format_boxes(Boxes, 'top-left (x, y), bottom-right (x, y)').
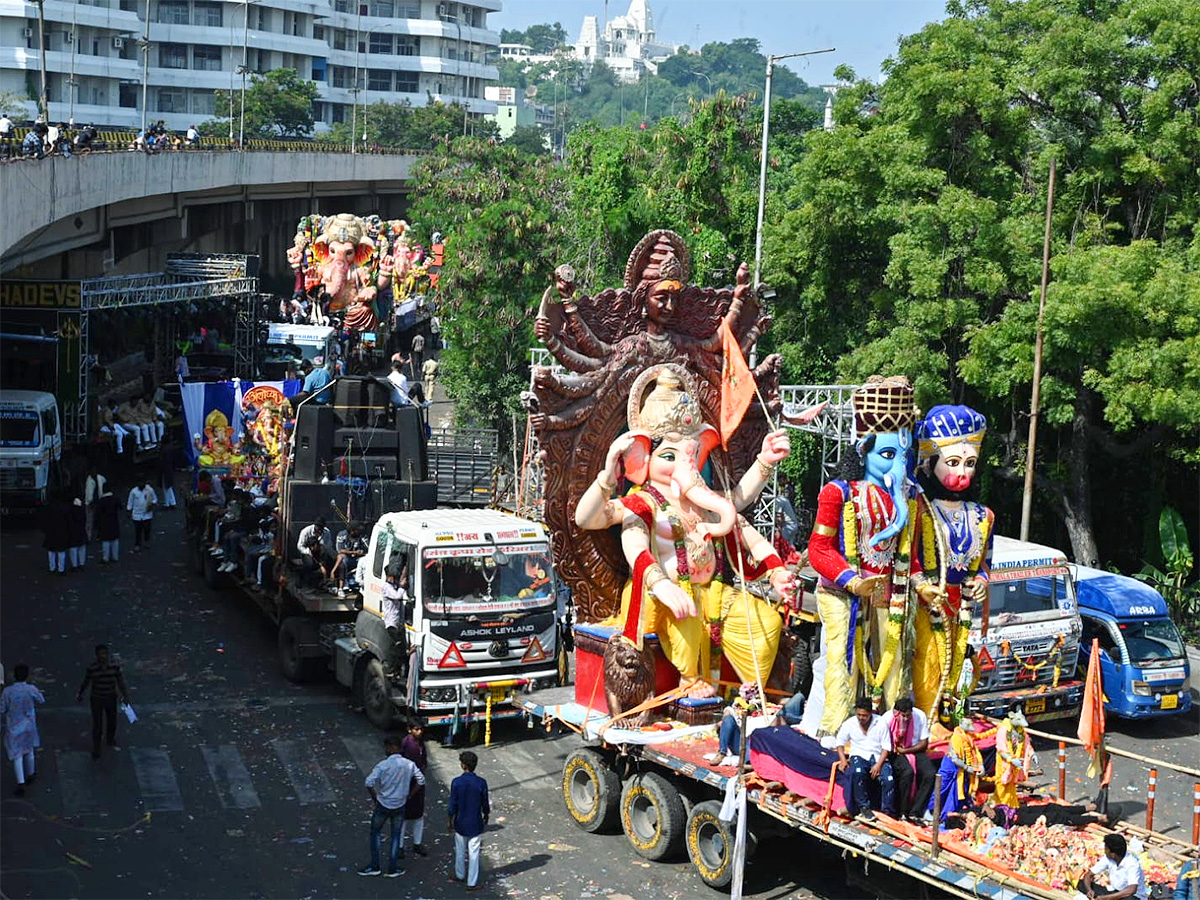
top-left (66, 0), bottom-right (78, 124)
top-left (690, 70), bottom-right (712, 100)
top-left (238, 0), bottom-right (250, 148)
top-left (351, 5), bottom-right (361, 153)
top-left (752, 48), bottom-right (834, 292)
top-left (139, 0), bottom-right (151, 137)
top-left (356, 23), bottom-right (400, 151)
top-left (34, 0), bottom-right (49, 122)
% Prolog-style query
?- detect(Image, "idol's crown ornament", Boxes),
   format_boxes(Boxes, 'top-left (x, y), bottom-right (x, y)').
top-left (853, 375), bottom-right (917, 436)
top-left (918, 404), bottom-right (988, 458)
top-left (629, 368), bottom-right (704, 439)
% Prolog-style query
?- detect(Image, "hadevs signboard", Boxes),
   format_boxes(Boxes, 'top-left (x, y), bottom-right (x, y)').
top-left (0, 281), bottom-right (83, 310)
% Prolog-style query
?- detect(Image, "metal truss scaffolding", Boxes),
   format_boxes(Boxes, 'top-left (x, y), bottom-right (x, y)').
top-left (778, 384), bottom-right (860, 480)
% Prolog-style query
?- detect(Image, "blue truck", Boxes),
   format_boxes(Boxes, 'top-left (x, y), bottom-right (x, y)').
top-left (1074, 565), bottom-right (1192, 719)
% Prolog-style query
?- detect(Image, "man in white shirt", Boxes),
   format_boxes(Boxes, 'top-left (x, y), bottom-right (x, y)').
top-left (296, 517), bottom-right (335, 583)
top-left (0, 114), bottom-right (13, 158)
top-left (835, 697), bottom-right (891, 821)
top-left (185, 124), bottom-right (199, 147)
top-left (126, 479), bottom-right (158, 552)
top-left (386, 360), bottom-right (412, 407)
top-left (381, 564), bottom-right (410, 672)
top-left (1079, 833), bottom-right (1147, 900)
top-left (879, 697), bottom-right (937, 820)
top-left (360, 735), bottom-right (425, 878)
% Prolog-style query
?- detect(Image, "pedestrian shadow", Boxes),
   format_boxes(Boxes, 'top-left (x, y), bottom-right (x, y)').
top-left (487, 852), bottom-right (549, 880)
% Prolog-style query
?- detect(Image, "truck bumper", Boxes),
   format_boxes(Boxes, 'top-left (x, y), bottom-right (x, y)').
top-left (966, 680), bottom-right (1084, 722)
top-left (1110, 690), bottom-right (1192, 719)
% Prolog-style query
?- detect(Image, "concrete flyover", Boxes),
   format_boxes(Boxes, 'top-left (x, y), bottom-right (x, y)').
top-left (0, 150), bottom-right (420, 271)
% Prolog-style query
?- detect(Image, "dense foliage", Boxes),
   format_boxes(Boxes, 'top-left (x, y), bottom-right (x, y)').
top-left (203, 69), bottom-right (318, 138)
top-left (318, 99), bottom-right (497, 149)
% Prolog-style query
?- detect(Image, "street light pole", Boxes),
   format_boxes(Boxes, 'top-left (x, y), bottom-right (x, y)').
top-left (352, 7), bottom-right (361, 153)
top-left (67, 0), bottom-right (78, 125)
top-left (752, 47), bottom-right (834, 292)
top-left (34, 0), bottom-right (49, 122)
top-left (238, 0), bottom-right (249, 148)
top-left (139, 0), bottom-right (151, 138)
top-left (690, 70), bottom-right (712, 100)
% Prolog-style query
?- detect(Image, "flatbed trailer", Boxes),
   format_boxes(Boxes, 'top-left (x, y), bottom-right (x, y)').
top-left (515, 688), bottom-right (1058, 900)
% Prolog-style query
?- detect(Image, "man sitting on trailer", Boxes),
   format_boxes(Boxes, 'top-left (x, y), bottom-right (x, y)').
top-left (297, 516), bottom-right (335, 585)
top-left (879, 697), bottom-right (937, 821)
top-left (331, 521), bottom-right (368, 597)
top-left (1078, 833), bottom-right (1148, 900)
top-left (835, 697), bottom-right (892, 822)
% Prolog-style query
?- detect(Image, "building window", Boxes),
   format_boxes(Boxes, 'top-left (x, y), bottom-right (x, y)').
top-left (396, 72), bottom-right (418, 93)
top-left (158, 87), bottom-right (186, 112)
top-left (333, 0), bottom-right (350, 11)
top-left (367, 69), bottom-right (391, 92)
top-left (313, 25), bottom-right (325, 40)
top-left (191, 90), bottom-right (215, 114)
top-left (193, 45), bottom-right (222, 70)
top-left (397, 2), bottom-right (420, 16)
top-left (369, 0), bottom-right (393, 16)
top-left (332, 30), bottom-right (348, 51)
top-left (369, 34), bottom-right (392, 55)
top-left (194, 2), bottom-right (222, 27)
top-left (160, 43), bottom-right (188, 69)
top-left (331, 66), bottom-right (347, 88)
top-left (158, 1), bottom-right (189, 25)
top-left (332, 104), bottom-right (346, 124)
top-left (396, 35), bottom-right (419, 56)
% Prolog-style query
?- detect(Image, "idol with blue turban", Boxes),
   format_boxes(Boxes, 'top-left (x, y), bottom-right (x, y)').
top-left (911, 405), bottom-right (994, 720)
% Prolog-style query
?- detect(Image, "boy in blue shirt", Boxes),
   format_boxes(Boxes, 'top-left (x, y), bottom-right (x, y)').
top-left (448, 750), bottom-right (489, 890)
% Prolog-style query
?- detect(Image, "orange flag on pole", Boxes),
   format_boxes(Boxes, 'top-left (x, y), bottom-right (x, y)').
top-left (719, 321), bottom-right (755, 449)
top-left (1077, 637), bottom-right (1112, 784)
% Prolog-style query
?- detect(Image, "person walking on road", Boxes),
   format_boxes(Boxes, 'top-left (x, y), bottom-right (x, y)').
top-left (449, 750), bottom-right (490, 890)
top-left (127, 478), bottom-right (158, 552)
top-left (410, 333), bottom-right (425, 381)
top-left (76, 645), bottom-right (130, 760)
top-left (96, 490), bottom-right (122, 564)
top-left (41, 491), bottom-right (71, 574)
top-left (400, 722), bottom-right (429, 857)
top-left (1, 664), bottom-right (46, 796)
top-left (84, 466), bottom-right (107, 540)
top-left (68, 494), bottom-right (88, 570)
top-left (359, 736), bottom-right (425, 878)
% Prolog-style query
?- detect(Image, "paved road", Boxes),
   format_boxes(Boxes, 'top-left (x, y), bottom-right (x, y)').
top-left (0, 501), bottom-right (857, 900)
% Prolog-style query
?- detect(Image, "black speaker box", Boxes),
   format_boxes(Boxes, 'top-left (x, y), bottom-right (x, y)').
top-left (293, 403), bottom-right (338, 481)
top-left (371, 479), bottom-right (438, 513)
top-left (334, 427), bottom-right (399, 452)
top-left (395, 405), bottom-right (428, 481)
top-left (336, 455), bottom-right (399, 480)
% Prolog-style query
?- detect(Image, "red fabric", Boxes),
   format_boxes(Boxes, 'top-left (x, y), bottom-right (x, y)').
top-left (748, 748), bottom-right (847, 810)
top-left (625, 549), bottom-right (656, 645)
top-left (808, 481), bottom-right (853, 582)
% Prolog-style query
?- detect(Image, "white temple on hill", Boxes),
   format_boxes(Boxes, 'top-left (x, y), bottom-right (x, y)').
top-left (573, 0), bottom-right (678, 82)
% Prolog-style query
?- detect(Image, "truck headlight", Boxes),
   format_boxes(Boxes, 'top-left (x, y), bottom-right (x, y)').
top-left (1132, 680), bottom-right (1152, 697)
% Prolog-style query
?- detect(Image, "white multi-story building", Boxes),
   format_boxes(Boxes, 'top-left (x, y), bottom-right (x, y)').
top-left (0, 0), bottom-right (499, 131)
top-left (573, 0), bottom-right (674, 83)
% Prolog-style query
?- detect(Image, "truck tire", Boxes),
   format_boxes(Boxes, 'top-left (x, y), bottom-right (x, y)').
top-left (562, 748), bottom-right (620, 834)
top-left (620, 771), bottom-right (686, 861)
top-left (685, 800), bottom-right (758, 889)
top-left (278, 617), bottom-right (323, 684)
top-left (789, 638), bottom-right (813, 698)
top-left (360, 658), bottom-right (400, 731)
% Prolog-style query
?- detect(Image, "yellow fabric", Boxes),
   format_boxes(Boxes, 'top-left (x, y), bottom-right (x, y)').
top-left (720, 586), bottom-right (782, 687)
top-left (950, 728), bottom-right (982, 798)
top-left (912, 606), bottom-right (940, 717)
top-left (817, 586), bottom-right (854, 736)
top-left (993, 721), bottom-right (1031, 807)
top-left (612, 579), bottom-right (708, 682)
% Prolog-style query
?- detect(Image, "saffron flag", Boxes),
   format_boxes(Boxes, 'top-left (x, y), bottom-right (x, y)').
top-left (719, 321), bottom-right (755, 449)
top-left (1077, 638), bottom-right (1112, 784)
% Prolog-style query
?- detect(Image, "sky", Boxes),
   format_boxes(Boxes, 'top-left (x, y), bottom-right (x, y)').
top-left (490, 0), bottom-right (950, 87)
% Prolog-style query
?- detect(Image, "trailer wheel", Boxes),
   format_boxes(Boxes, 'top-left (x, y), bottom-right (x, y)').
top-left (685, 800), bottom-right (757, 889)
top-left (360, 658), bottom-right (400, 731)
top-left (278, 617), bottom-right (323, 684)
top-left (788, 637), bottom-right (813, 698)
top-left (620, 771), bottom-right (686, 861)
top-left (562, 748), bottom-right (620, 834)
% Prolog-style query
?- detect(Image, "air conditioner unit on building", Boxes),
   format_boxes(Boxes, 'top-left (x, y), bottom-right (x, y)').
top-left (22, 27), bottom-right (34, 38)
top-left (65, 31), bottom-right (75, 43)
top-left (113, 37), bottom-right (125, 49)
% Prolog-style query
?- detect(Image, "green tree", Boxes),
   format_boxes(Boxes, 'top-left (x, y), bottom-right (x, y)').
top-left (525, 23), bottom-right (570, 53)
top-left (0, 89), bottom-right (27, 118)
top-left (766, 0), bottom-right (1200, 566)
top-left (505, 124), bottom-right (549, 156)
top-left (321, 100), bottom-right (497, 149)
top-left (406, 138), bottom-right (569, 437)
top-left (205, 68), bottom-right (318, 138)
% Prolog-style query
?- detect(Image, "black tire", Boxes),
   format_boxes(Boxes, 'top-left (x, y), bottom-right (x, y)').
top-left (620, 771), bottom-right (686, 861)
top-left (562, 748), bottom-right (620, 834)
top-left (278, 617), bottom-right (323, 684)
top-left (789, 637), bottom-right (813, 698)
top-left (685, 799), bottom-right (758, 889)
top-left (360, 657), bottom-right (400, 730)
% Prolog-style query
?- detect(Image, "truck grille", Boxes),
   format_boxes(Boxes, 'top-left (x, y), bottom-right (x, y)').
top-left (988, 638), bottom-right (1079, 689)
top-left (0, 467), bottom-right (36, 489)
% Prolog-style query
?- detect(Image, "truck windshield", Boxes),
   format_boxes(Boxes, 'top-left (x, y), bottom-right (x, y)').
top-left (1120, 619), bottom-right (1186, 664)
top-left (0, 413), bottom-right (40, 447)
top-left (986, 573), bottom-right (1070, 617)
top-left (421, 548), bottom-right (554, 616)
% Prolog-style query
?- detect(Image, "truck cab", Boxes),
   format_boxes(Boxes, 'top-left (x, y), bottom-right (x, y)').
top-left (965, 535), bottom-right (1085, 722)
top-left (261, 323), bottom-right (337, 380)
top-left (1074, 565), bottom-right (1192, 719)
top-left (0, 390), bottom-right (62, 510)
top-left (338, 508), bottom-right (561, 730)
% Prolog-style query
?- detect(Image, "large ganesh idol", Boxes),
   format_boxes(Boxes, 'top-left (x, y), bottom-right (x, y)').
top-left (574, 365), bottom-right (795, 699)
top-left (802, 376), bottom-right (920, 740)
top-left (532, 229), bottom-right (782, 625)
top-left (911, 405), bottom-right (994, 719)
top-left (286, 213), bottom-right (395, 334)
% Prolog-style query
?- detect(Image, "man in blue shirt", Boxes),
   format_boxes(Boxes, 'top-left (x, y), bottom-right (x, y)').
top-left (301, 358), bottom-right (333, 404)
top-left (448, 750), bottom-right (490, 890)
top-left (359, 736), bottom-right (425, 878)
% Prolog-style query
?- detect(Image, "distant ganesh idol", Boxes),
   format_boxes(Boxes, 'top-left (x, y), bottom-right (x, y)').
top-left (911, 405), bottom-right (994, 719)
top-left (803, 376), bottom-right (919, 739)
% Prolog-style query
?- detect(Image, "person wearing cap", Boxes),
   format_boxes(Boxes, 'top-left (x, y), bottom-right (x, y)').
top-left (928, 718), bottom-right (983, 824)
top-left (993, 704), bottom-right (1039, 808)
top-left (912, 405), bottom-right (995, 718)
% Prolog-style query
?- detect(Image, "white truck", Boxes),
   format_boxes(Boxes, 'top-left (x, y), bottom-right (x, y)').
top-left (964, 535), bottom-right (1085, 722)
top-left (330, 508), bottom-right (563, 734)
top-left (0, 389), bottom-right (62, 511)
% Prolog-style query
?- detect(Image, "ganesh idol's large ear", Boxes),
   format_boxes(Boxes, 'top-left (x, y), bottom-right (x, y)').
top-left (354, 238), bottom-right (376, 267)
top-left (620, 432), bottom-right (654, 485)
top-left (694, 424), bottom-right (721, 471)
